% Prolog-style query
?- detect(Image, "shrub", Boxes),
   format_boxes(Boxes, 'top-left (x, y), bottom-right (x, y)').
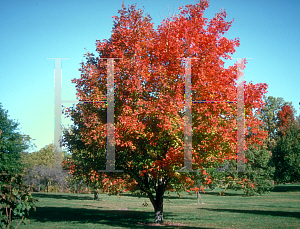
top-left (0, 172), bottom-right (38, 228)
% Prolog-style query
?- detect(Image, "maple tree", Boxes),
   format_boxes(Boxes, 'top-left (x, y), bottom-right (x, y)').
top-left (276, 104), bottom-right (298, 137)
top-left (271, 104), bottom-right (300, 184)
top-left (62, 0), bottom-right (268, 224)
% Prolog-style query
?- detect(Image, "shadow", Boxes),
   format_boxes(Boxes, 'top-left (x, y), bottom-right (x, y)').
top-left (120, 191), bottom-right (243, 199)
top-left (119, 193), bottom-right (195, 200)
top-left (200, 190), bottom-right (243, 197)
top-left (198, 207), bottom-right (300, 219)
top-left (271, 184), bottom-right (300, 192)
top-left (119, 193), bottom-right (149, 198)
top-left (32, 192), bottom-right (94, 201)
top-left (32, 192), bottom-right (209, 202)
top-left (28, 206), bottom-right (209, 228)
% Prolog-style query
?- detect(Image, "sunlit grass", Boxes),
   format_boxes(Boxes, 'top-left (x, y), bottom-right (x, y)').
top-left (15, 184), bottom-right (300, 228)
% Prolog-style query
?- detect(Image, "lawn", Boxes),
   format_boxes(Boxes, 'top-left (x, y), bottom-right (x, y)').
top-left (14, 184), bottom-right (300, 229)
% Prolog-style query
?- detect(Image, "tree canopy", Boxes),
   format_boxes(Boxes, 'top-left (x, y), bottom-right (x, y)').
top-left (254, 96), bottom-right (296, 152)
top-left (0, 103), bottom-right (37, 227)
top-left (0, 103), bottom-right (33, 175)
top-left (63, 0), bottom-right (268, 223)
top-left (21, 143), bottom-right (70, 193)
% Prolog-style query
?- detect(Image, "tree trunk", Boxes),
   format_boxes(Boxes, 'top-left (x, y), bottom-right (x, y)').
top-left (197, 191), bottom-right (201, 204)
top-left (59, 180), bottom-right (63, 193)
top-left (78, 182), bottom-right (81, 194)
top-left (148, 178), bottom-right (165, 224)
top-left (196, 182), bottom-right (202, 204)
top-left (94, 190), bottom-right (98, 200)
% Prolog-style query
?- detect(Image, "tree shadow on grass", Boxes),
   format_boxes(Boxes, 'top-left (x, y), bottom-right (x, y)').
top-left (119, 193), bottom-right (149, 198)
top-left (271, 184), bottom-right (300, 192)
top-left (119, 193), bottom-right (195, 200)
top-left (32, 192), bottom-right (94, 201)
top-left (28, 206), bottom-right (210, 228)
top-left (198, 208), bottom-right (300, 219)
top-left (201, 190), bottom-right (242, 197)
top-left (120, 191), bottom-right (242, 200)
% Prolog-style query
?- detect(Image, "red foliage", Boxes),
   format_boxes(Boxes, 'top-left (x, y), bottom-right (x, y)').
top-left (277, 105), bottom-right (296, 136)
top-left (63, 0), bottom-right (268, 196)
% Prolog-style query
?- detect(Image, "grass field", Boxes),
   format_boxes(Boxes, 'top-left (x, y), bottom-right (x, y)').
top-left (13, 184), bottom-right (300, 229)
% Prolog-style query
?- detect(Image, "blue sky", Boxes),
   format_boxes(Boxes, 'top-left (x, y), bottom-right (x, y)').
top-left (1, 0), bottom-right (299, 153)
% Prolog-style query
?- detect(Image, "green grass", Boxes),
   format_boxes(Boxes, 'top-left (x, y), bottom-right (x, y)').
top-left (14, 184), bottom-right (300, 229)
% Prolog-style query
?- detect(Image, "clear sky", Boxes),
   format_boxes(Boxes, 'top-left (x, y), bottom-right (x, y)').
top-left (1, 0), bottom-right (299, 153)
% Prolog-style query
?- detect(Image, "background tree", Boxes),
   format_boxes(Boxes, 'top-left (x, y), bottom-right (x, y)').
top-left (21, 144), bottom-right (55, 170)
top-left (22, 144), bottom-right (69, 193)
top-left (295, 113), bottom-right (300, 128)
top-left (223, 145), bottom-right (275, 196)
top-left (197, 144), bottom-right (275, 197)
top-left (0, 103), bottom-right (34, 175)
top-left (0, 103), bottom-right (37, 227)
top-left (62, 157), bottom-right (94, 194)
top-left (276, 104), bottom-right (298, 137)
top-left (271, 105), bottom-right (300, 184)
top-left (22, 144), bottom-right (55, 192)
top-left (63, 0), bottom-right (268, 224)
top-left (254, 96), bottom-right (296, 152)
